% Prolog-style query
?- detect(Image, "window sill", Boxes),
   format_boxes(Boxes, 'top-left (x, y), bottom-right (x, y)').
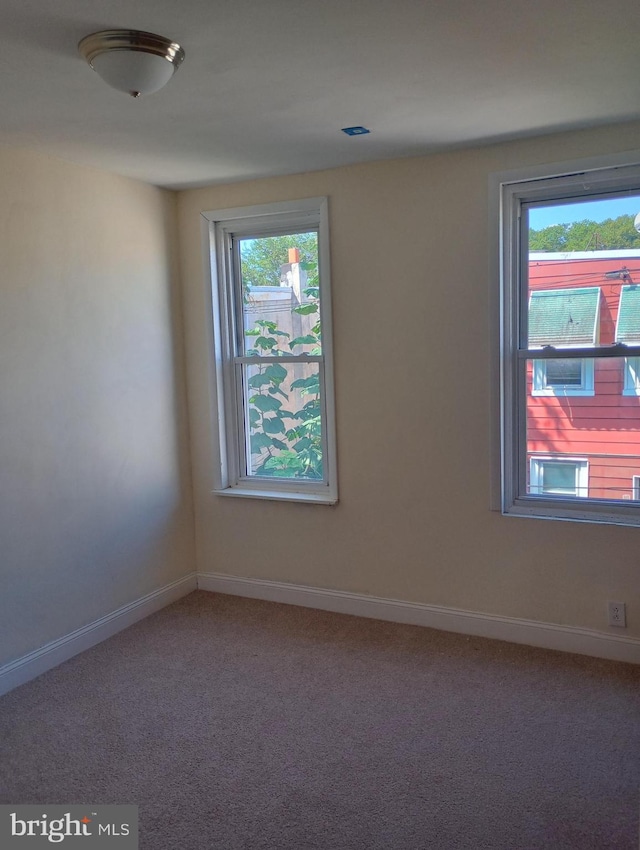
top-left (531, 389), bottom-right (594, 397)
top-left (213, 486), bottom-right (338, 505)
top-left (504, 498), bottom-right (640, 527)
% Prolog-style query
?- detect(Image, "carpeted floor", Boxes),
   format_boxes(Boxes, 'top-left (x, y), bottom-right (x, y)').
top-left (0, 590), bottom-right (638, 849)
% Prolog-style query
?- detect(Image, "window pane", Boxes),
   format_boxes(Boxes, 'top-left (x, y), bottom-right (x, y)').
top-left (527, 193), bottom-right (640, 347)
top-left (242, 361), bottom-right (323, 480)
top-left (624, 357), bottom-right (640, 394)
top-left (529, 194), bottom-right (640, 255)
top-left (526, 356), bottom-right (640, 501)
top-left (545, 359), bottom-right (582, 386)
top-left (523, 192), bottom-right (640, 503)
top-left (541, 462), bottom-right (577, 494)
top-left (239, 232), bottom-right (321, 356)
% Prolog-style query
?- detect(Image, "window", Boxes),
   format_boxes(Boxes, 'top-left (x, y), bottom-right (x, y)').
top-left (202, 198), bottom-right (337, 503)
top-left (496, 157), bottom-right (640, 525)
top-left (532, 358), bottom-right (594, 395)
top-left (623, 356), bottom-right (640, 396)
top-left (530, 287), bottom-right (597, 396)
top-left (616, 285), bottom-right (640, 395)
top-left (530, 458), bottom-right (588, 497)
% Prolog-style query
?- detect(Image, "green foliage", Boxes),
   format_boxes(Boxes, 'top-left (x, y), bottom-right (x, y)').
top-left (240, 232), bottom-right (318, 288)
top-left (290, 375), bottom-right (320, 392)
top-left (530, 214), bottom-right (640, 252)
top-left (247, 373), bottom-right (272, 389)
top-left (242, 250), bottom-right (323, 481)
top-left (250, 395), bottom-right (282, 413)
top-left (289, 335), bottom-right (317, 348)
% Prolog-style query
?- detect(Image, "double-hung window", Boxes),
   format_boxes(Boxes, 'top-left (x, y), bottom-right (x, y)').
top-left (202, 198), bottom-right (338, 503)
top-left (496, 158), bottom-right (640, 525)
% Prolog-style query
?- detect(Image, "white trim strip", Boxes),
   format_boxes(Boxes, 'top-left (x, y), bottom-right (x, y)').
top-left (0, 574), bottom-right (197, 696)
top-left (197, 572), bottom-right (640, 665)
top-left (530, 250), bottom-right (640, 260)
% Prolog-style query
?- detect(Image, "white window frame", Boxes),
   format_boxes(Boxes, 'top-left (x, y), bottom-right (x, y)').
top-left (201, 197), bottom-right (338, 504)
top-left (492, 153), bottom-right (640, 526)
top-left (532, 356), bottom-right (594, 396)
top-left (623, 356), bottom-right (640, 396)
top-left (529, 458), bottom-right (589, 498)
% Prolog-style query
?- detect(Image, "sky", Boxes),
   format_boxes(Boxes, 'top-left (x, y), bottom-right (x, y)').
top-left (529, 196), bottom-right (640, 230)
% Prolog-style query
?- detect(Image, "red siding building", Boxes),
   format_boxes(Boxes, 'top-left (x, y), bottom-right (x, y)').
top-left (527, 250), bottom-right (640, 501)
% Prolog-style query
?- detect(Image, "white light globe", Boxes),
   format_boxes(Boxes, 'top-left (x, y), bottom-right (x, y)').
top-left (91, 50), bottom-right (176, 97)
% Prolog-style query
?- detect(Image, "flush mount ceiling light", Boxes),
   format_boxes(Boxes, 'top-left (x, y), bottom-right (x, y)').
top-left (78, 30), bottom-right (185, 98)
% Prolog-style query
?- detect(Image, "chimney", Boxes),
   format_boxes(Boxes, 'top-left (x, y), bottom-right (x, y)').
top-left (280, 247), bottom-right (307, 301)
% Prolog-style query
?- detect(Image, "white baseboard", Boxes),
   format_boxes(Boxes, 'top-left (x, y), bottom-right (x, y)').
top-left (3, 571), bottom-right (635, 698)
top-left (197, 572), bottom-right (640, 665)
top-left (0, 574), bottom-right (197, 696)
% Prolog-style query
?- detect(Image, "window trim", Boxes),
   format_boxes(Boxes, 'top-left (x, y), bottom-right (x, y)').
top-left (491, 152), bottom-right (640, 526)
top-left (623, 356), bottom-right (640, 397)
top-left (201, 197), bottom-right (338, 504)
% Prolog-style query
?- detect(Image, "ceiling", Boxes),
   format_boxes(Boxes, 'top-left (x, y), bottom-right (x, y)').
top-left (2, 0), bottom-right (640, 189)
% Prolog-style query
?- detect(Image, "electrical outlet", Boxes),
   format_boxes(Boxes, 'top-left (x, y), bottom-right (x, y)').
top-left (607, 601), bottom-right (626, 628)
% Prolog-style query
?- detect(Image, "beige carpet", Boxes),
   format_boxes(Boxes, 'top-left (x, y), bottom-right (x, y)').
top-left (1, 591), bottom-right (639, 849)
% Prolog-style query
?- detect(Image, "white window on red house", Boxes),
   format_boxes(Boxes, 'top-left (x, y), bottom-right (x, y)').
top-left (530, 288), bottom-right (598, 396)
top-left (496, 159), bottom-right (640, 525)
top-left (530, 458), bottom-right (589, 497)
top-left (616, 285), bottom-right (640, 396)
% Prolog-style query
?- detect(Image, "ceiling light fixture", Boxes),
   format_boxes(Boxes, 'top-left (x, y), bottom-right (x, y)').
top-left (78, 30), bottom-right (185, 98)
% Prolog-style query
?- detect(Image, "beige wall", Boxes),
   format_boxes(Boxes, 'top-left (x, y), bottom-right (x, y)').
top-left (178, 120), bottom-right (640, 639)
top-left (0, 147), bottom-right (194, 666)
